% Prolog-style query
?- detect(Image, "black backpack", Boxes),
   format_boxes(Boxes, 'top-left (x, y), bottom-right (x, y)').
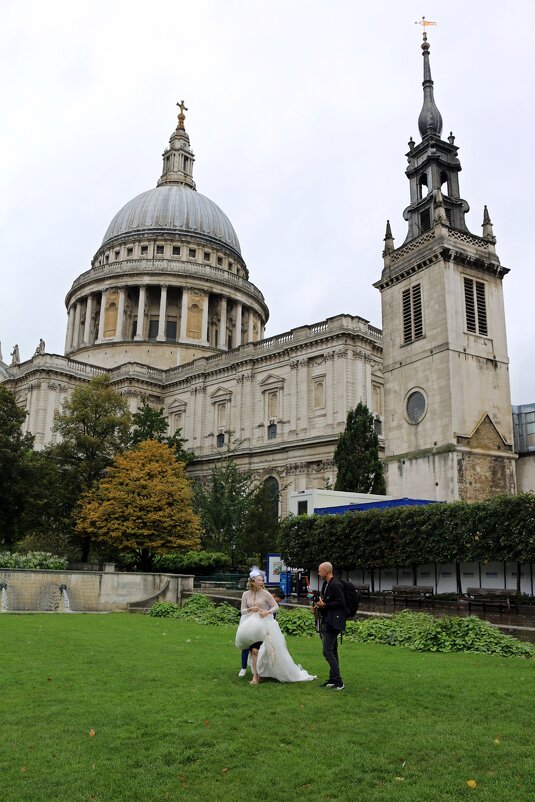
top-left (340, 578), bottom-right (359, 618)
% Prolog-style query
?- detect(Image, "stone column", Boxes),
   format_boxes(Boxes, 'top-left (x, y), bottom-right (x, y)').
top-left (115, 287), bottom-right (126, 341)
top-left (180, 288), bottom-right (189, 339)
top-left (134, 285), bottom-right (146, 340)
top-left (289, 360), bottom-right (298, 435)
top-left (201, 291), bottom-right (209, 344)
top-left (218, 297), bottom-right (228, 349)
top-left (97, 290), bottom-right (107, 341)
top-left (260, 321), bottom-right (265, 340)
top-left (247, 310), bottom-right (254, 343)
top-left (83, 294), bottom-right (93, 344)
top-left (72, 302), bottom-right (82, 349)
top-left (157, 285), bottom-right (168, 341)
top-left (235, 303), bottom-right (242, 347)
top-left (65, 306), bottom-right (75, 353)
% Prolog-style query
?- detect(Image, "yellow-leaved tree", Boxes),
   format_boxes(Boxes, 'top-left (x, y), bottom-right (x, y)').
top-left (76, 440), bottom-right (201, 569)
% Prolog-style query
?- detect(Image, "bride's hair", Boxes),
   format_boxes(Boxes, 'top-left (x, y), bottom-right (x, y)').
top-left (247, 575), bottom-right (264, 592)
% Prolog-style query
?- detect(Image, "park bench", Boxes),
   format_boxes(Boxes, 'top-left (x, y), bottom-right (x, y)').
top-left (354, 584), bottom-right (371, 602)
top-left (392, 585), bottom-right (434, 607)
top-left (465, 588), bottom-right (519, 614)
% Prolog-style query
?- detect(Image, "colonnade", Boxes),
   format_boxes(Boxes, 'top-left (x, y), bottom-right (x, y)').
top-left (65, 284), bottom-right (265, 353)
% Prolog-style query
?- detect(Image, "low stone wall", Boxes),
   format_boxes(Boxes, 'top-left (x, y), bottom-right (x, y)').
top-left (0, 568), bottom-right (194, 612)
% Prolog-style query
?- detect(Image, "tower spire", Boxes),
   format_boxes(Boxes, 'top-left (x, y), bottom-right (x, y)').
top-left (157, 101), bottom-right (196, 190)
top-left (418, 32), bottom-right (443, 138)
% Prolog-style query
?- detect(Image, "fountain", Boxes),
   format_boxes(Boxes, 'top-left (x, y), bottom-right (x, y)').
top-left (59, 584), bottom-right (71, 612)
top-left (0, 582), bottom-right (7, 612)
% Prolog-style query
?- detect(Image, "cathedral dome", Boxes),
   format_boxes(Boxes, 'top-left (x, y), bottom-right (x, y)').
top-left (100, 184), bottom-right (241, 255)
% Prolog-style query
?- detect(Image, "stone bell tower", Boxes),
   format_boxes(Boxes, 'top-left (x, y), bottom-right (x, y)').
top-left (374, 33), bottom-right (516, 502)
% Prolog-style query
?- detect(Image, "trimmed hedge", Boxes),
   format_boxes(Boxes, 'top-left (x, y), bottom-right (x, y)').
top-left (279, 493), bottom-right (535, 569)
top-left (0, 551), bottom-right (68, 570)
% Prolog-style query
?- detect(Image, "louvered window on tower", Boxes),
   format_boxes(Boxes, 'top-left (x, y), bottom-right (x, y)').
top-left (402, 284), bottom-right (424, 344)
top-left (420, 208), bottom-right (431, 232)
top-left (464, 277), bottom-right (488, 336)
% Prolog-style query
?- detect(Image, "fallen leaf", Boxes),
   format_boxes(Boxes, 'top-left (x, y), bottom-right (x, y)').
top-left (89, 728), bottom-right (96, 737)
top-left (395, 777), bottom-right (405, 782)
top-left (203, 720), bottom-right (210, 727)
top-left (222, 768), bottom-right (229, 775)
top-left (493, 738), bottom-right (501, 745)
top-left (466, 779), bottom-right (477, 789)
top-left (20, 767), bottom-right (28, 773)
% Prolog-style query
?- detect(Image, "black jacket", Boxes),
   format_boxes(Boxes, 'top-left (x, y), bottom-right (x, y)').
top-left (320, 577), bottom-right (347, 632)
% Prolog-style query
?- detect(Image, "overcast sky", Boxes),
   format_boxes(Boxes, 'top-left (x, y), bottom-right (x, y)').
top-left (1, 0), bottom-right (534, 403)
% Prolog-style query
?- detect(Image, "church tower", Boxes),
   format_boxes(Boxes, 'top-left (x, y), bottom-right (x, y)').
top-left (374, 34), bottom-right (516, 502)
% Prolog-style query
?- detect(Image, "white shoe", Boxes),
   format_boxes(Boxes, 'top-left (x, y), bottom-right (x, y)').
top-left (238, 668), bottom-right (247, 677)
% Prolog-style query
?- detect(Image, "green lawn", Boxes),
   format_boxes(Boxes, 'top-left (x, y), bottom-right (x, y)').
top-left (1, 614), bottom-right (534, 802)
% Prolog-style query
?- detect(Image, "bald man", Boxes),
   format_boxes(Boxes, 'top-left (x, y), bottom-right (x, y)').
top-left (315, 562), bottom-right (346, 690)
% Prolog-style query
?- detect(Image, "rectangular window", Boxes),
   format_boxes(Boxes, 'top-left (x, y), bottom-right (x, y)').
top-left (166, 320), bottom-right (177, 340)
top-left (189, 248), bottom-right (196, 258)
top-left (402, 284), bottom-right (424, 344)
top-left (141, 245), bottom-right (148, 255)
top-left (297, 500), bottom-right (308, 515)
top-left (126, 246), bottom-right (133, 257)
top-left (267, 423), bottom-right (277, 439)
top-left (203, 251), bottom-right (210, 262)
top-left (172, 246), bottom-right (181, 256)
top-left (217, 256), bottom-right (223, 266)
top-left (464, 277), bottom-right (488, 336)
top-left (148, 319), bottom-right (158, 339)
top-left (156, 245), bottom-right (164, 255)
top-left (114, 250), bottom-right (120, 259)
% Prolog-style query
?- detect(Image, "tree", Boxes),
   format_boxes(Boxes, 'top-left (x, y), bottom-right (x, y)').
top-left (193, 445), bottom-right (258, 560)
top-left (130, 401), bottom-right (194, 464)
top-left (76, 440), bottom-right (201, 570)
top-left (52, 375), bottom-right (132, 560)
top-left (334, 402), bottom-right (386, 494)
top-left (241, 478), bottom-right (282, 563)
top-left (0, 385), bottom-right (34, 546)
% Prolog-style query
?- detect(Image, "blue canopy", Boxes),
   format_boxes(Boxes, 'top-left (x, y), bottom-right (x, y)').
top-left (314, 497), bottom-right (438, 515)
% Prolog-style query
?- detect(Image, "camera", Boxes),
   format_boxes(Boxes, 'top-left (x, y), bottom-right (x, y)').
top-left (309, 589), bottom-right (321, 605)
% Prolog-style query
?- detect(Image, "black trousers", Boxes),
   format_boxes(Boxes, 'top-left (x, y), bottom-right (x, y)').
top-left (321, 625), bottom-right (342, 684)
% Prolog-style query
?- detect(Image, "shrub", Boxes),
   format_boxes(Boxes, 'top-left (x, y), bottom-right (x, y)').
top-left (345, 611), bottom-right (534, 658)
top-left (148, 602), bottom-right (181, 618)
top-left (277, 607), bottom-right (317, 637)
top-left (153, 550), bottom-right (231, 575)
top-left (0, 551), bottom-right (68, 570)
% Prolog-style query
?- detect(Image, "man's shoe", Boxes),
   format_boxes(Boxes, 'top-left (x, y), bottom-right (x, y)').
top-left (320, 680), bottom-right (336, 687)
top-left (334, 682), bottom-right (345, 691)
top-left (238, 668), bottom-right (247, 677)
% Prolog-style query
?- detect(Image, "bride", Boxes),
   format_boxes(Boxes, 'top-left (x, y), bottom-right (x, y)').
top-left (235, 567), bottom-right (316, 685)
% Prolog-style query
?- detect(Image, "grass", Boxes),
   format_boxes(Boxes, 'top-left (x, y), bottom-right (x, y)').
top-left (1, 614), bottom-right (534, 802)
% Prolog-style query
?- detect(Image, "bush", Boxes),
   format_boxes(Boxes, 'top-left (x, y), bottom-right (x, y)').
top-left (345, 611), bottom-right (534, 658)
top-left (0, 551), bottom-right (68, 570)
top-left (148, 602), bottom-right (181, 618)
top-left (153, 551), bottom-right (231, 575)
top-left (277, 607), bottom-right (317, 637)
top-left (149, 594), bottom-right (239, 626)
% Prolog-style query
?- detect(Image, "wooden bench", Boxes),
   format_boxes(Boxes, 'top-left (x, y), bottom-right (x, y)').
top-left (392, 585), bottom-right (434, 607)
top-left (354, 584), bottom-right (371, 602)
top-left (465, 588), bottom-right (519, 614)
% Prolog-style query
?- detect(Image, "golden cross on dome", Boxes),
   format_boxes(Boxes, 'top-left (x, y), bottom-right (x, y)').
top-left (176, 100), bottom-right (188, 130)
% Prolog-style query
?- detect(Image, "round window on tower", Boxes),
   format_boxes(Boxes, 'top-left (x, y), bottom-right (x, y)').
top-left (404, 388), bottom-right (427, 425)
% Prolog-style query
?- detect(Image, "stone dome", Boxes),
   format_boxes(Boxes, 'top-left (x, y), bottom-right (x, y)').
top-left (100, 185), bottom-right (241, 255)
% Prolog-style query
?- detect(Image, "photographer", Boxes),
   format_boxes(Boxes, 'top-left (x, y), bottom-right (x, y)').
top-left (315, 562), bottom-right (346, 690)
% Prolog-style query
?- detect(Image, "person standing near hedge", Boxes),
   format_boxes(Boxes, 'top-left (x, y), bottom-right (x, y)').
top-left (315, 561), bottom-right (346, 690)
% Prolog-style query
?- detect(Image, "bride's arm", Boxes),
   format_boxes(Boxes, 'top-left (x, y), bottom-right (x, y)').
top-left (259, 591), bottom-right (279, 617)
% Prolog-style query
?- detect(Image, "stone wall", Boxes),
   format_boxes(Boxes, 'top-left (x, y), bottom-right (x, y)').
top-left (0, 569), bottom-right (194, 612)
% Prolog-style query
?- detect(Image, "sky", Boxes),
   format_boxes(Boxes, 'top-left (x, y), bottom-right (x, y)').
top-left (1, 0), bottom-right (534, 403)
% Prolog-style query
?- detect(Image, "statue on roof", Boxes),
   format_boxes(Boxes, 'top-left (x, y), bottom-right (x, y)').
top-left (10, 344), bottom-right (20, 365)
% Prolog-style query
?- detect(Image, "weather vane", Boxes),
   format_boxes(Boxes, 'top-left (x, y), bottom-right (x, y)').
top-left (415, 16), bottom-right (437, 42)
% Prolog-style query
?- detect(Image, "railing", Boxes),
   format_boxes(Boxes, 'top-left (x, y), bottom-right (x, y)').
top-left (67, 259), bottom-right (267, 306)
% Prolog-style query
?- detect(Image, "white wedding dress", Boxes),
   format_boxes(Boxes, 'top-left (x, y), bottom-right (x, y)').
top-left (235, 612), bottom-right (316, 683)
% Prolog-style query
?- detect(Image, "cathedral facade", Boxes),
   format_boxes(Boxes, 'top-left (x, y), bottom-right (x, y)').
top-left (1, 39), bottom-right (525, 511)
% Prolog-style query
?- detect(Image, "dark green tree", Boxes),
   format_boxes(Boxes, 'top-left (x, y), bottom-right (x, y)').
top-left (0, 385), bottom-right (34, 546)
top-left (52, 375), bottom-right (132, 560)
top-left (241, 477), bottom-right (282, 563)
top-left (129, 401), bottom-right (194, 464)
top-left (192, 443), bottom-right (257, 561)
top-left (334, 402), bottom-right (386, 494)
